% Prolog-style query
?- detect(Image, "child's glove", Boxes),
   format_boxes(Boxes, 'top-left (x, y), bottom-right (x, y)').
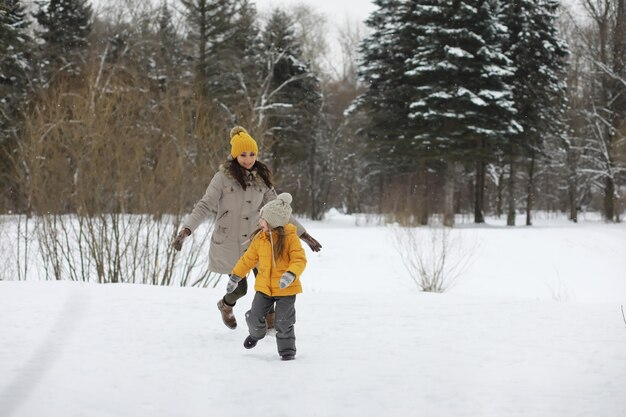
top-left (279, 272), bottom-right (295, 289)
top-left (226, 274), bottom-right (242, 293)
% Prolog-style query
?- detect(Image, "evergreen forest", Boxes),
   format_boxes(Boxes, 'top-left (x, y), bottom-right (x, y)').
top-left (1, 0), bottom-right (625, 226)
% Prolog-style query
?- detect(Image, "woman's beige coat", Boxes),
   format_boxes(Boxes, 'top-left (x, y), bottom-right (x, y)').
top-left (183, 165), bottom-right (305, 274)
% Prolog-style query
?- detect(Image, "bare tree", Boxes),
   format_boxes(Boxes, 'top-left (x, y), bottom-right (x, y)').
top-left (9, 33), bottom-right (225, 284)
top-left (392, 224), bottom-right (478, 293)
top-left (289, 4), bottom-right (330, 76)
top-left (579, 0), bottom-right (626, 221)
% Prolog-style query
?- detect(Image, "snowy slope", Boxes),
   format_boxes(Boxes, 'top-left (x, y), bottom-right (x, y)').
top-left (1, 213), bottom-right (625, 417)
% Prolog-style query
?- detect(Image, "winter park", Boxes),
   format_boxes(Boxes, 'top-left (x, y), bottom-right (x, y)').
top-left (2, 0), bottom-right (626, 416)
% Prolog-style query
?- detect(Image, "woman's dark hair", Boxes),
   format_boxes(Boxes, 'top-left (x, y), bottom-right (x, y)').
top-left (225, 158), bottom-right (273, 190)
top-left (249, 226), bottom-right (286, 259)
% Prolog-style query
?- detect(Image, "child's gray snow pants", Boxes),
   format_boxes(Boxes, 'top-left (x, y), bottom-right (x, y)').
top-left (245, 291), bottom-right (297, 357)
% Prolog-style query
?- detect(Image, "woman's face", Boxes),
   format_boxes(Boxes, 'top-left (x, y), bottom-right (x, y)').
top-left (259, 216), bottom-right (269, 232)
top-left (236, 151), bottom-right (257, 170)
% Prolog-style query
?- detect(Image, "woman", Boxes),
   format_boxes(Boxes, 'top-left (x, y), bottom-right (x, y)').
top-left (172, 126), bottom-right (321, 330)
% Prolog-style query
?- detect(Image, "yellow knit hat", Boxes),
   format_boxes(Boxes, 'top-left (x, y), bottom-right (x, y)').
top-left (230, 126), bottom-right (258, 158)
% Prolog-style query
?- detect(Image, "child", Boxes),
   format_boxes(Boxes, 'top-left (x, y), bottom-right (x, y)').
top-left (225, 193), bottom-right (307, 361)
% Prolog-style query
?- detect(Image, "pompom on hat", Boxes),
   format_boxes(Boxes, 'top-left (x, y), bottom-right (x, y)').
top-left (261, 193), bottom-right (293, 229)
top-left (230, 126), bottom-right (258, 158)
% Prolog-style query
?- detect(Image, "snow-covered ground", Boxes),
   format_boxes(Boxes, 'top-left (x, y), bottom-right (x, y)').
top-left (1, 211), bottom-right (625, 417)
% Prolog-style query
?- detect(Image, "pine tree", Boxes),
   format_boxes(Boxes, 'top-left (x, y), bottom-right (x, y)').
top-left (407, 0), bottom-right (521, 223)
top-left (347, 0), bottom-right (440, 222)
top-left (153, 0), bottom-right (184, 92)
top-left (260, 8), bottom-right (324, 216)
top-left (501, 0), bottom-right (569, 225)
top-left (219, 0), bottom-right (264, 117)
top-left (352, 0), bottom-right (413, 171)
top-left (34, 0), bottom-right (93, 81)
top-left (181, 0), bottom-right (237, 100)
top-left (0, 0), bottom-right (31, 141)
top-left (262, 9), bottom-right (323, 168)
top-left (0, 0), bottom-right (31, 210)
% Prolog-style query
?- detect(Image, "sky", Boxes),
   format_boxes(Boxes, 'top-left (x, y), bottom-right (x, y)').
top-left (88, 0), bottom-right (376, 26)
top-left (255, 0), bottom-right (377, 72)
top-left (86, 0), bottom-right (377, 73)
top-left (1, 211), bottom-right (625, 417)
top-left (255, 0), bottom-right (376, 25)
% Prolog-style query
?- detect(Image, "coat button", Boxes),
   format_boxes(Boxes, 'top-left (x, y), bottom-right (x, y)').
top-left (246, 200), bottom-right (251, 203)
top-left (243, 234), bottom-right (247, 237)
top-left (244, 217), bottom-right (249, 220)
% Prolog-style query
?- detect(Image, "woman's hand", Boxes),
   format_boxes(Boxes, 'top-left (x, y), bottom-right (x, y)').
top-left (172, 228), bottom-right (191, 251)
top-left (300, 232), bottom-right (322, 252)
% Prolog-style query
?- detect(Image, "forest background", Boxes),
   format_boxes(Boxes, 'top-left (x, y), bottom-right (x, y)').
top-left (0, 0), bottom-right (625, 284)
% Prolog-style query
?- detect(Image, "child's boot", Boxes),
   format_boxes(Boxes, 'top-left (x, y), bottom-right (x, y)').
top-left (244, 336), bottom-right (258, 349)
top-left (217, 298), bottom-right (237, 329)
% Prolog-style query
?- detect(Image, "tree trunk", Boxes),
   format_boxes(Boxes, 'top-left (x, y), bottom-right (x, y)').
top-left (378, 174), bottom-right (384, 214)
top-left (568, 176), bottom-right (578, 223)
top-left (608, 0), bottom-right (625, 223)
top-left (525, 149), bottom-right (536, 226)
top-left (496, 167), bottom-right (504, 218)
top-left (346, 179), bottom-right (356, 214)
top-left (443, 160), bottom-right (455, 227)
top-left (604, 175), bottom-right (615, 222)
top-left (566, 146), bottom-right (578, 223)
top-left (345, 160), bottom-right (359, 214)
top-left (308, 144), bottom-right (316, 220)
top-left (474, 154), bottom-right (485, 224)
top-left (592, 1), bottom-right (620, 223)
top-left (418, 163), bottom-right (429, 225)
top-left (507, 155), bottom-right (516, 226)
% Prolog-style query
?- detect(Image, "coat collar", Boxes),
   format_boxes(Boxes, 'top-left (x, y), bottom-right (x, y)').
top-left (219, 163), bottom-right (261, 184)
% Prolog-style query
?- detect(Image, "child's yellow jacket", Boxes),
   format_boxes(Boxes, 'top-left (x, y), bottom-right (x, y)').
top-left (232, 224), bottom-right (307, 296)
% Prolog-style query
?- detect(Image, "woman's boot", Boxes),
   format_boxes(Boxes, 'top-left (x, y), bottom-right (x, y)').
top-left (266, 312), bottom-right (275, 330)
top-left (217, 298), bottom-right (237, 329)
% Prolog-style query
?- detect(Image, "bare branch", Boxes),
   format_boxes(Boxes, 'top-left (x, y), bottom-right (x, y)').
top-left (392, 225), bottom-right (478, 293)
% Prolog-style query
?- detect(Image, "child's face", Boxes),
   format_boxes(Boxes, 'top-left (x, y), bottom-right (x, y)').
top-left (259, 216), bottom-right (269, 232)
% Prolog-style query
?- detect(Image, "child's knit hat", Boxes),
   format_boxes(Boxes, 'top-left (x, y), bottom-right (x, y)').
top-left (261, 193), bottom-right (293, 229)
top-left (230, 126), bottom-right (258, 158)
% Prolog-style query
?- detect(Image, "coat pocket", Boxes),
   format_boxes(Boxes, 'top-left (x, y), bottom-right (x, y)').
top-left (212, 210), bottom-right (230, 244)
